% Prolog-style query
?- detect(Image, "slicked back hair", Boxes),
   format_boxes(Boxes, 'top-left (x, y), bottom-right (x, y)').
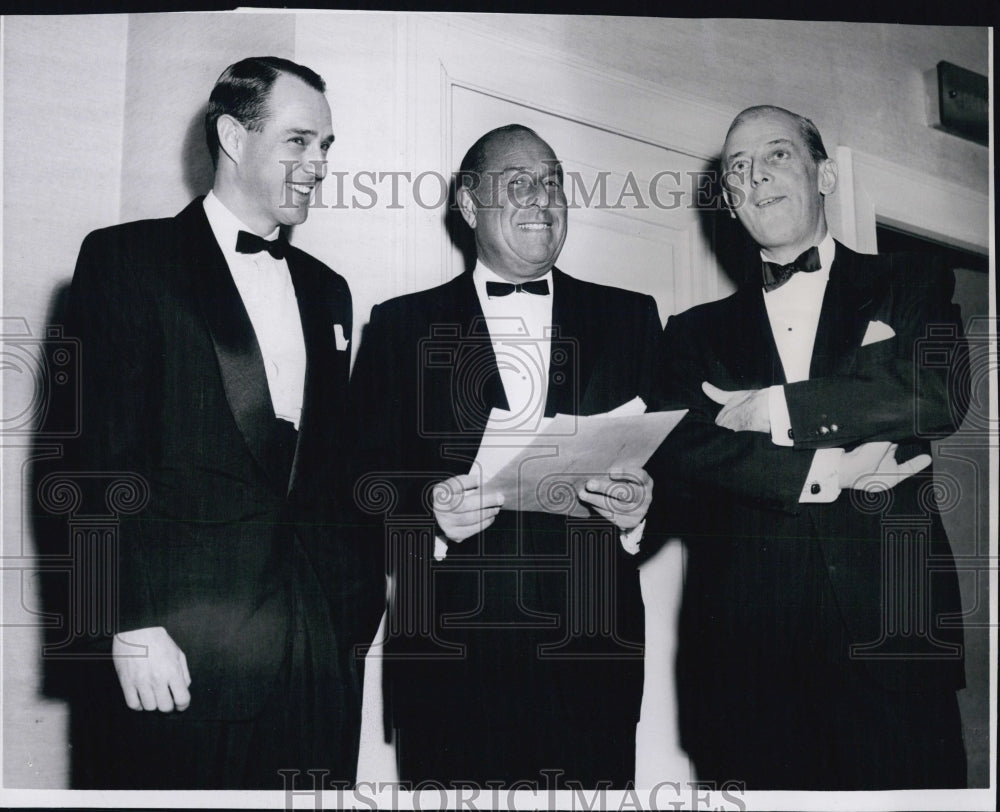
top-left (725, 105), bottom-right (829, 164)
top-left (205, 56), bottom-right (326, 166)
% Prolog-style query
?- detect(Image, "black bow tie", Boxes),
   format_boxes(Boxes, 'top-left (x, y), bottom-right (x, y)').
top-left (236, 230), bottom-right (286, 260)
top-left (761, 246), bottom-right (821, 292)
top-left (485, 279), bottom-right (550, 298)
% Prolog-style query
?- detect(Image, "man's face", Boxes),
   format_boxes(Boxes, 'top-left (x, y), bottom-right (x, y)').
top-left (235, 73), bottom-right (334, 234)
top-left (721, 111), bottom-right (835, 261)
top-left (459, 130), bottom-right (568, 281)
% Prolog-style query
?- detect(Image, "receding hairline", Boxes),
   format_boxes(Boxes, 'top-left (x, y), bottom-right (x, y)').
top-left (725, 106), bottom-right (796, 144)
top-left (458, 124), bottom-right (562, 189)
top-left (480, 129), bottom-right (557, 169)
top-left (723, 104), bottom-right (828, 163)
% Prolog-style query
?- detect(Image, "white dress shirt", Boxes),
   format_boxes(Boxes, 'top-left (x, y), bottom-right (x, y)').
top-left (433, 262), bottom-right (643, 558)
top-left (760, 233), bottom-right (843, 502)
top-left (472, 261), bottom-right (554, 428)
top-left (203, 191), bottom-right (307, 429)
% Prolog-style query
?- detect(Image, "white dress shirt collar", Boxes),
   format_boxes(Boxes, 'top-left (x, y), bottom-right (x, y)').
top-left (203, 189), bottom-right (280, 250)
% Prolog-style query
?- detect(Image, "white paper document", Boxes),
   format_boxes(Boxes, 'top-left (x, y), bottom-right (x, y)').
top-left (469, 398), bottom-right (688, 517)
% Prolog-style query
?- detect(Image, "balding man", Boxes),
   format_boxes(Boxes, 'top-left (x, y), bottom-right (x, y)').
top-left (653, 105), bottom-right (968, 789)
top-left (349, 124), bottom-right (661, 787)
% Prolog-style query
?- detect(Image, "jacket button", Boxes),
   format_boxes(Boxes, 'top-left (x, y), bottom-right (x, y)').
top-left (831, 424), bottom-right (839, 432)
top-left (819, 426), bottom-right (829, 435)
top-left (810, 482), bottom-right (821, 494)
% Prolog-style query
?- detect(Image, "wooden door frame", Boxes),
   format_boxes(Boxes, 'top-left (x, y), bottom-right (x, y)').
top-left (827, 144), bottom-right (989, 255)
top-left (405, 15), bottom-right (738, 302)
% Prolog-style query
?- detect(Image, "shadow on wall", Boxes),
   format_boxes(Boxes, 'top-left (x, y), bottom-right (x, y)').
top-left (31, 98), bottom-right (214, 701)
top-left (695, 155), bottom-right (758, 292)
top-left (29, 280), bottom-right (134, 788)
top-left (182, 102), bottom-right (215, 201)
top-left (27, 103), bottom-right (215, 785)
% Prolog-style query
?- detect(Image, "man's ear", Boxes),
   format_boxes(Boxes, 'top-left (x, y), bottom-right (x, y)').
top-left (216, 114), bottom-right (245, 166)
top-left (456, 185), bottom-right (478, 229)
top-left (817, 157), bottom-right (838, 197)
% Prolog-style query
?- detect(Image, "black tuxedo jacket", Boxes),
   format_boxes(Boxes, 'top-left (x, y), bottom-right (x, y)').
top-left (651, 244), bottom-right (967, 733)
top-left (64, 198), bottom-right (382, 721)
top-left (348, 268), bottom-right (662, 732)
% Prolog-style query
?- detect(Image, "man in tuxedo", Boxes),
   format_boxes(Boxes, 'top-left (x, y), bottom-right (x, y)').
top-left (349, 124), bottom-right (662, 787)
top-left (60, 56), bottom-right (382, 788)
top-left (654, 105), bottom-right (968, 789)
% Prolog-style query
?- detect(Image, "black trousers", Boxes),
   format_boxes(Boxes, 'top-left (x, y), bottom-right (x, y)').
top-left (687, 663), bottom-right (966, 790)
top-left (71, 541), bottom-right (364, 790)
top-left (396, 717), bottom-right (636, 789)
top-left (682, 540), bottom-right (967, 790)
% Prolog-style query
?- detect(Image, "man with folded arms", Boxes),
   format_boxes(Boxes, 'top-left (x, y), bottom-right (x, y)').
top-left (653, 105), bottom-right (968, 789)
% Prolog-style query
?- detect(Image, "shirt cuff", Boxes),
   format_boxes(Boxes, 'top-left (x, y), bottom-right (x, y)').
top-left (799, 448), bottom-right (845, 503)
top-left (768, 384), bottom-right (794, 446)
top-left (433, 535), bottom-right (449, 561)
top-left (620, 519), bottom-right (646, 556)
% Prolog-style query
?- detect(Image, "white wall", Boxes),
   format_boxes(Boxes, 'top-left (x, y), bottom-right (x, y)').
top-left (461, 16), bottom-right (989, 195)
top-left (2, 14), bottom-right (129, 787)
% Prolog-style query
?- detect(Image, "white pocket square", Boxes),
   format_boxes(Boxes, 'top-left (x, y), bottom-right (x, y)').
top-left (333, 323), bottom-right (350, 351)
top-left (861, 319), bottom-right (895, 346)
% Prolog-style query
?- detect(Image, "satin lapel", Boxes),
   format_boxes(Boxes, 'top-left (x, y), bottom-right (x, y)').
top-left (733, 284), bottom-right (788, 388)
top-left (182, 201), bottom-right (277, 484)
top-left (284, 254), bottom-right (348, 493)
top-left (547, 269), bottom-right (594, 416)
top-left (809, 243), bottom-right (879, 379)
top-left (453, 273), bottom-right (509, 428)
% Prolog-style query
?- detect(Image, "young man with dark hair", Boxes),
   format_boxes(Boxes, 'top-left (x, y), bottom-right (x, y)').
top-left (62, 56), bottom-right (382, 789)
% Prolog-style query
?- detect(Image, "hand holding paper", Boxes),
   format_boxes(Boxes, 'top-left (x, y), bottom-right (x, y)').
top-left (432, 473), bottom-right (504, 543)
top-left (578, 467), bottom-right (653, 530)
top-left (470, 399), bottom-right (686, 518)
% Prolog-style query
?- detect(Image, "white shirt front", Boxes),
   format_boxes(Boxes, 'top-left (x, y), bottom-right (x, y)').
top-left (203, 191), bottom-right (307, 429)
top-left (472, 261), bottom-right (554, 431)
top-left (762, 233), bottom-right (835, 384)
top-left (760, 233), bottom-right (843, 502)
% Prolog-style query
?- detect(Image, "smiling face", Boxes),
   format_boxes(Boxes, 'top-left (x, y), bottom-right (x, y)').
top-left (457, 129), bottom-right (568, 281)
top-left (722, 109), bottom-right (836, 263)
top-left (220, 72), bottom-right (334, 235)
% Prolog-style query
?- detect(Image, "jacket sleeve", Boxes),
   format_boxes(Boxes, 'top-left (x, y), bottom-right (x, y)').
top-left (650, 310), bottom-right (815, 515)
top-left (785, 255), bottom-right (968, 449)
top-left (63, 227), bottom-right (163, 639)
